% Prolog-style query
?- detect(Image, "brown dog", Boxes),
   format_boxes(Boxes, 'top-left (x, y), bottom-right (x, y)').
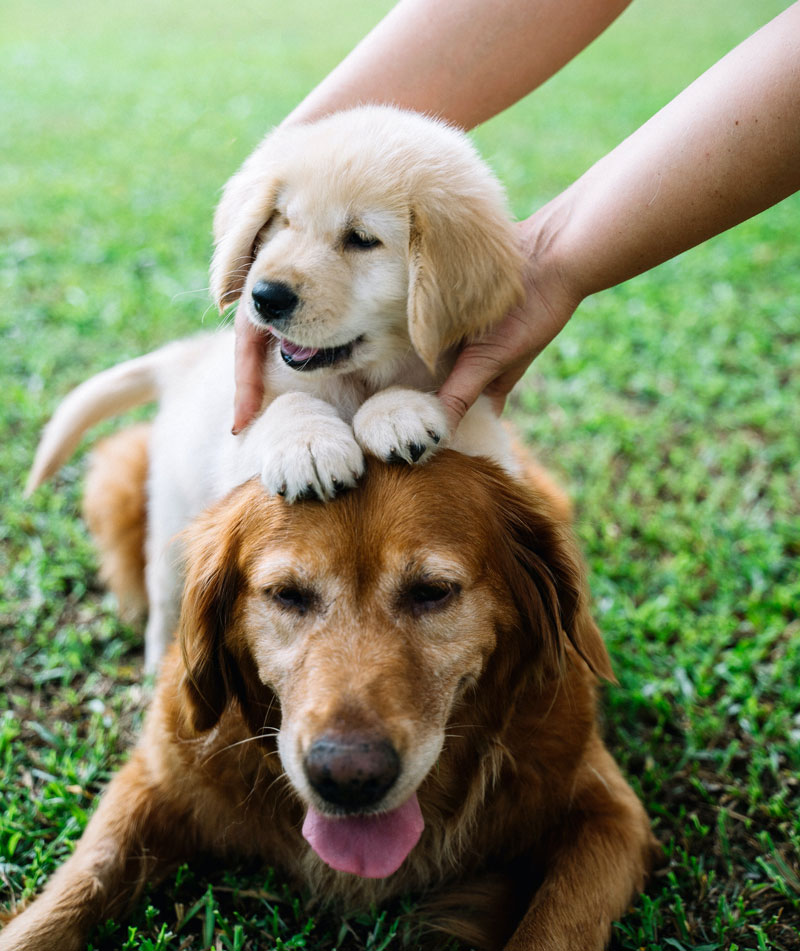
top-left (1, 428), bottom-right (656, 951)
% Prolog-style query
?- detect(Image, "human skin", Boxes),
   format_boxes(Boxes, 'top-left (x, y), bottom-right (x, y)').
top-left (232, 0), bottom-right (800, 435)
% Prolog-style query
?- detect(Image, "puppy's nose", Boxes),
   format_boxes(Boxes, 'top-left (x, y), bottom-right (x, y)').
top-left (251, 280), bottom-right (299, 324)
top-left (304, 732), bottom-right (400, 810)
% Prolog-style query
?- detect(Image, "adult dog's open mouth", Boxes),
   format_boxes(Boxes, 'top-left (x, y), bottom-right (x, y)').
top-left (272, 331), bottom-right (364, 372)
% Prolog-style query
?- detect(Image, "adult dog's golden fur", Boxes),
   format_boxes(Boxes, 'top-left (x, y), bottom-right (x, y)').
top-left (82, 423), bottom-right (149, 623)
top-left (2, 426), bottom-right (657, 951)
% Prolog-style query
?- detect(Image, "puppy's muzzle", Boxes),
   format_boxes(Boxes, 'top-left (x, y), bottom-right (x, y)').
top-left (304, 732), bottom-right (400, 811)
top-left (251, 280), bottom-right (299, 326)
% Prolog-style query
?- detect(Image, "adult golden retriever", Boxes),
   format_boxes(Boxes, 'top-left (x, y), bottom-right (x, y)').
top-left (3, 427), bottom-right (656, 951)
top-left (25, 106), bottom-right (524, 672)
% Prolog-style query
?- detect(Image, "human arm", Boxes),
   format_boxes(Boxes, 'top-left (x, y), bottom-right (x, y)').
top-left (231, 0), bottom-right (633, 433)
top-left (437, 1), bottom-right (800, 426)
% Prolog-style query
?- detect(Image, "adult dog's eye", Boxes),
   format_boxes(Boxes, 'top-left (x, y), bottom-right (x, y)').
top-left (404, 581), bottom-right (459, 616)
top-left (267, 585), bottom-right (315, 615)
top-left (344, 229), bottom-right (381, 250)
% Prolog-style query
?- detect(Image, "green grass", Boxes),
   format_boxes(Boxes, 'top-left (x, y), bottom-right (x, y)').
top-left (1, 0), bottom-right (798, 948)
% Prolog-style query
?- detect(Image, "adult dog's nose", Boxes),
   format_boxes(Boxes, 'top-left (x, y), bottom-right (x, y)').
top-left (304, 732), bottom-right (400, 810)
top-left (251, 280), bottom-right (299, 324)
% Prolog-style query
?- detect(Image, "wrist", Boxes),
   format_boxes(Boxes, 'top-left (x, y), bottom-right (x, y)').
top-left (517, 194), bottom-right (588, 318)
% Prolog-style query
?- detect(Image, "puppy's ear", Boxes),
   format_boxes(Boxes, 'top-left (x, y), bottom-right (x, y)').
top-left (210, 135), bottom-right (283, 311)
top-left (493, 471), bottom-right (614, 683)
top-left (177, 486), bottom-right (257, 732)
top-left (407, 189), bottom-right (524, 372)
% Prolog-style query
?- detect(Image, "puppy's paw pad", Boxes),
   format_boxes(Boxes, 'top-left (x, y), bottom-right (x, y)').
top-left (353, 389), bottom-right (449, 465)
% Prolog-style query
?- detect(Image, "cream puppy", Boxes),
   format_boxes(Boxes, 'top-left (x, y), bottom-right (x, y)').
top-left (26, 106), bottom-right (524, 671)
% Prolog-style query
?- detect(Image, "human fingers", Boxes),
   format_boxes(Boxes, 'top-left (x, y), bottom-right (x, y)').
top-left (233, 305), bottom-right (270, 434)
top-left (438, 291), bottom-right (573, 432)
top-left (437, 317), bottom-right (526, 431)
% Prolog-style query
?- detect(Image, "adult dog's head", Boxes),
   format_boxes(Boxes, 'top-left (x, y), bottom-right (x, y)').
top-left (177, 452), bottom-right (612, 880)
top-left (210, 107), bottom-right (523, 383)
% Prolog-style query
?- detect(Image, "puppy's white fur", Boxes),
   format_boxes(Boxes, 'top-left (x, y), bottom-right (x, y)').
top-left (27, 106), bottom-right (524, 672)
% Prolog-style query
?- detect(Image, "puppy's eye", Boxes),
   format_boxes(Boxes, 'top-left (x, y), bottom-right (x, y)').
top-left (267, 585), bottom-right (315, 615)
top-left (344, 229), bottom-right (381, 250)
top-left (404, 581), bottom-right (459, 616)
top-left (254, 213), bottom-right (281, 255)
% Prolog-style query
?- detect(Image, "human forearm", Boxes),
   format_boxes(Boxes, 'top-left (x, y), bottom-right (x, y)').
top-left (286, 0), bottom-right (632, 129)
top-left (438, 2), bottom-right (800, 430)
top-left (538, 1), bottom-right (800, 301)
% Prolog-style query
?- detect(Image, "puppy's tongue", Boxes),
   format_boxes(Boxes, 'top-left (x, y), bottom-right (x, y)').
top-left (278, 336), bottom-right (319, 362)
top-left (302, 795), bottom-right (424, 879)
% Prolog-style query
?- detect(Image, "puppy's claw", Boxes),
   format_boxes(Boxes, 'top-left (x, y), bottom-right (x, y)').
top-left (277, 484), bottom-right (287, 497)
top-left (408, 443), bottom-right (426, 463)
top-left (293, 484), bottom-right (320, 503)
top-left (427, 430), bottom-right (441, 445)
top-left (331, 476), bottom-right (349, 497)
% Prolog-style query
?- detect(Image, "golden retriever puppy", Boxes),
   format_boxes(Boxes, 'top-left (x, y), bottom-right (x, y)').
top-left (25, 106), bottom-right (523, 671)
top-left (3, 428), bottom-right (656, 951)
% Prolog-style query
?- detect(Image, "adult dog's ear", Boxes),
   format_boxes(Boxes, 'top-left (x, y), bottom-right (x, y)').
top-left (177, 486), bottom-right (257, 733)
top-left (492, 470), bottom-right (614, 683)
top-left (210, 133), bottom-right (283, 311)
top-left (407, 183), bottom-right (524, 372)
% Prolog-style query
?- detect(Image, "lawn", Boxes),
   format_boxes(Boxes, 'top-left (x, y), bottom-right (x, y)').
top-left (1, 0), bottom-right (798, 948)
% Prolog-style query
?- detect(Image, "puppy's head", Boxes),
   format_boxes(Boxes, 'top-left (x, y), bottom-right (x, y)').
top-left (178, 453), bottom-right (610, 879)
top-left (211, 107), bottom-right (523, 383)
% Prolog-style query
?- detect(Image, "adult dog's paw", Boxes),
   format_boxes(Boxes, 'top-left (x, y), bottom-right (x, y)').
top-left (258, 393), bottom-right (364, 502)
top-left (353, 388), bottom-right (449, 464)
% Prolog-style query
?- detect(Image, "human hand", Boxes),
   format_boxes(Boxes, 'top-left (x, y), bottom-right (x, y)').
top-left (232, 302), bottom-right (271, 435)
top-left (437, 215), bottom-right (581, 432)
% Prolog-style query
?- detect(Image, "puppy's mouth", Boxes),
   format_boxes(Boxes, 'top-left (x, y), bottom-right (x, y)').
top-left (302, 793), bottom-right (424, 879)
top-left (269, 329), bottom-right (363, 372)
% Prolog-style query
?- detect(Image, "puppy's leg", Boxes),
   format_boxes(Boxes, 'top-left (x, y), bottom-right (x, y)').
top-left (353, 387), bottom-right (449, 464)
top-left (505, 742), bottom-right (657, 951)
top-left (142, 436), bottom-right (199, 673)
top-left (84, 421), bottom-right (178, 674)
top-left (143, 535), bottom-right (184, 674)
top-left (248, 392), bottom-right (364, 502)
top-left (0, 750), bottom-right (191, 951)
top-left (142, 471), bottom-right (189, 673)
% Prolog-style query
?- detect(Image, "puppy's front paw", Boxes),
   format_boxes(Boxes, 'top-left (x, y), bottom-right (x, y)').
top-left (353, 388), bottom-right (449, 464)
top-left (259, 393), bottom-right (364, 502)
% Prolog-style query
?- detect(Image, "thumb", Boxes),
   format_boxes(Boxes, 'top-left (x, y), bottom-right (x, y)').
top-left (233, 306), bottom-right (270, 435)
top-left (437, 345), bottom-right (507, 433)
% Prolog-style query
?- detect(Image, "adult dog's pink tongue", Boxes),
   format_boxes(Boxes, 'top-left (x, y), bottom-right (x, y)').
top-left (279, 337), bottom-right (319, 361)
top-left (302, 795), bottom-right (424, 878)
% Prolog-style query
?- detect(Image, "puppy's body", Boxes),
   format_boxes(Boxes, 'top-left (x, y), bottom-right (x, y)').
top-left (4, 431), bottom-right (656, 951)
top-left (26, 106), bottom-right (524, 671)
